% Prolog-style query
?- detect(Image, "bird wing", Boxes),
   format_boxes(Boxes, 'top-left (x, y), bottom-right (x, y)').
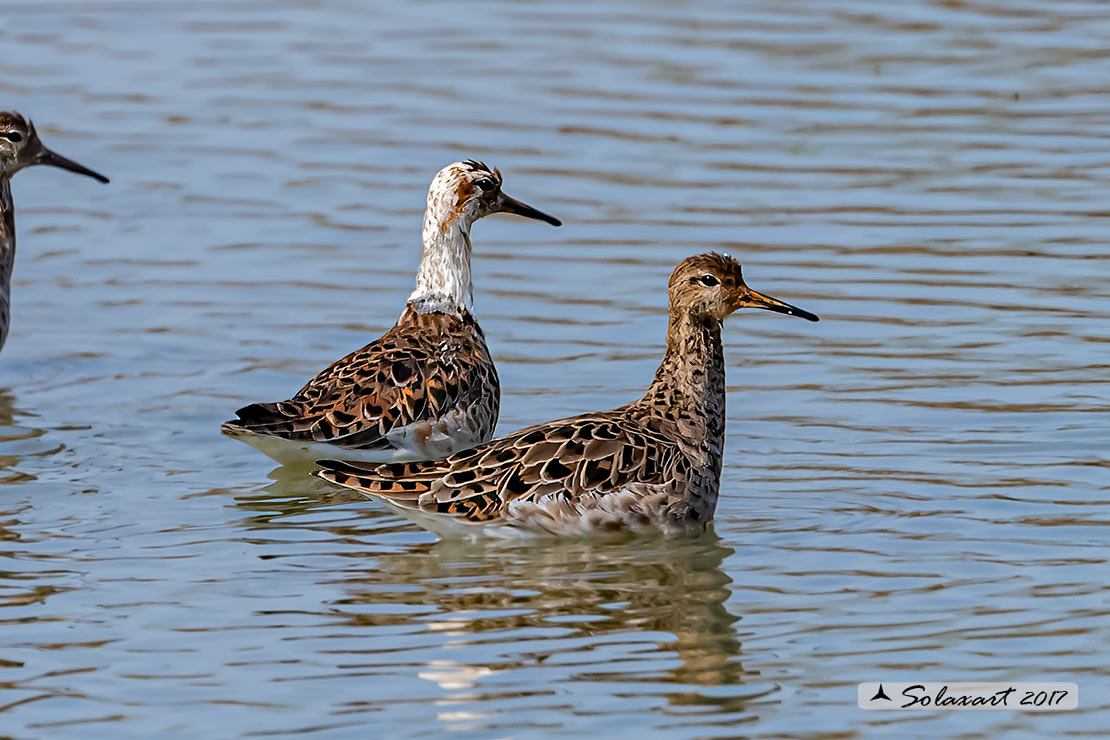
top-left (315, 410), bottom-right (687, 524)
top-left (225, 309), bottom-right (497, 450)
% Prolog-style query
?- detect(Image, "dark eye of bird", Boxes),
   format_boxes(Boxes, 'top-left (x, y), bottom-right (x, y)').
top-left (698, 274), bottom-right (720, 287)
top-left (474, 178), bottom-right (495, 191)
top-left (3, 131), bottom-right (22, 143)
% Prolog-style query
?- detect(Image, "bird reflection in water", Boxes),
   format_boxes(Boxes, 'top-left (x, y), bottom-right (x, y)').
top-left (357, 534), bottom-right (767, 723)
top-left (0, 387), bottom-right (41, 484)
top-left (235, 468), bottom-right (769, 725)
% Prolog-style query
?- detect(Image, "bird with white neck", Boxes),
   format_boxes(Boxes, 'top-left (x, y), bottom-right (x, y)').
top-left (223, 160), bottom-right (561, 465)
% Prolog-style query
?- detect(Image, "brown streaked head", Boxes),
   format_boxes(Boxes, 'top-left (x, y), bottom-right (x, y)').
top-left (668, 252), bottom-right (819, 323)
top-left (0, 111), bottom-right (109, 183)
top-left (427, 159), bottom-right (560, 229)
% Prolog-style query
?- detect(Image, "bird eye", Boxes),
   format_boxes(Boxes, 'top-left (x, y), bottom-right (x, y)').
top-left (3, 131), bottom-right (22, 143)
top-left (474, 178), bottom-right (495, 191)
top-left (697, 274), bottom-right (720, 287)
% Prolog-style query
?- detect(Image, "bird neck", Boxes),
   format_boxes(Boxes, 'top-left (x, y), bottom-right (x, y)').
top-left (406, 207), bottom-right (475, 317)
top-left (641, 310), bottom-right (727, 451)
top-left (0, 177), bottom-right (15, 352)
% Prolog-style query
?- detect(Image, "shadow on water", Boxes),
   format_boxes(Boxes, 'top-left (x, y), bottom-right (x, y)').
top-left (0, 388), bottom-right (12, 424)
top-left (0, 387), bottom-right (44, 484)
top-left (233, 461), bottom-right (366, 524)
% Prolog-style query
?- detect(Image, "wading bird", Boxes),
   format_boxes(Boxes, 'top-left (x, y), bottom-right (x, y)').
top-left (316, 253), bottom-right (818, 537)
top-left (223, 160), bottom-right (560, 464)
top-left (0, 112), bottom-right (109, 353)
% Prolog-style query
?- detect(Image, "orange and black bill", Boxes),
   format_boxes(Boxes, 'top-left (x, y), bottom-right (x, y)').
top-left (743, 287), bottom-right (819, 322)
top-left (496, 192), bottom-right (561, 226)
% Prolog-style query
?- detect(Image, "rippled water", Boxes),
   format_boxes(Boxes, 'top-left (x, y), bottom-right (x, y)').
top-left (1, 0), bottom-right (1107, 737)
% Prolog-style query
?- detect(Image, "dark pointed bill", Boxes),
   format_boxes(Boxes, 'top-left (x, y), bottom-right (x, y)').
top-left (37, 148), bottom-right (110, 184)
top-left (495, 193), bottom-right (561, 226)
top-left (744, 288), bottom-right (820, 322)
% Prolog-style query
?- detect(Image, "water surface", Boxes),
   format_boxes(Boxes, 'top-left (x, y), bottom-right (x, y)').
top-left (1, 0), bottom-right (1107, 737)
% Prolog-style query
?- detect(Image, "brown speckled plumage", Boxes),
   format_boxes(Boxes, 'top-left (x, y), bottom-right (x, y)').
top-left (0, 112), bottom-right (108, 354)
top-left (225, 305), bottom-right (499, 460)
top-left (315, 253), bottom-right (819, 537)
top-left (223, 160), bottom-right (560, 464)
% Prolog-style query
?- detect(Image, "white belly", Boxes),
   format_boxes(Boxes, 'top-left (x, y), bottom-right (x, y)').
top-left (371, 488), bottom-right (679, 540)
top-left (223, 411), bottom-right (487, 467)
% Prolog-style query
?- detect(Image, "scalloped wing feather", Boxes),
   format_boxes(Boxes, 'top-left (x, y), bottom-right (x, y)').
top-left (223, 307), bottom-right (499, 463)
top-left (314, 410), bottom-right (688, 533)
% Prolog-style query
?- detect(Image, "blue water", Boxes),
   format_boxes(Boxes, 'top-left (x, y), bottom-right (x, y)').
top-left (1, 0), bottom-right (1107, 737)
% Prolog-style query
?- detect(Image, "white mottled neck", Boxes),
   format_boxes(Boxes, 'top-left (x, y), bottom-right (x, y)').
top-left (406, 188), bottom-right (477, 317)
